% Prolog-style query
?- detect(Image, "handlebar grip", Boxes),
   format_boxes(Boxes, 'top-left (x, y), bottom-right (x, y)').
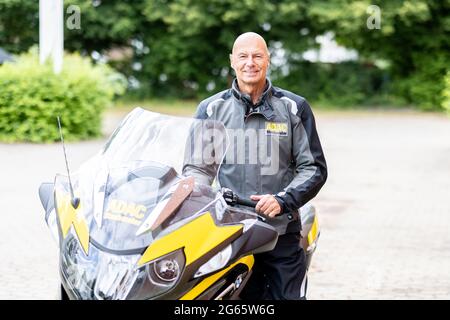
top-left (234, 195), bottom-right (267, 222)
top-left (235, 197), bottom-right (257, 208)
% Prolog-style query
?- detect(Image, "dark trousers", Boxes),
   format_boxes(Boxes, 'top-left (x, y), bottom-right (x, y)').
top-left (240, 232), bottom-right (307, 300)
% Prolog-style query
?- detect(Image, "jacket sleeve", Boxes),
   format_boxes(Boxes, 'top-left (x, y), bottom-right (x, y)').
top-left (274, 99), bottom-right (327, 213)
top-left (181, 101), bottom-right (217, 186)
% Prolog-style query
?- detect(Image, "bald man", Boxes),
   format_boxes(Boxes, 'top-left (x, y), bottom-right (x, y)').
top-left (183, 32), bottom-right (327, 300)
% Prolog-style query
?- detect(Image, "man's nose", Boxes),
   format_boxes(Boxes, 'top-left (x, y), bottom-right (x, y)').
top-left (245, 56), bottom-right (256, 66)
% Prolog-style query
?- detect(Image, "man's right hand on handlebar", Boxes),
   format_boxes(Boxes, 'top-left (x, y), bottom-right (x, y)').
top-left (250, 194), bottom-right (282, 218)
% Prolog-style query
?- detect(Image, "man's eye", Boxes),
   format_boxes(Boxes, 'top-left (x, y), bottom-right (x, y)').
top-left (239, 55), bottom-right (247, 59)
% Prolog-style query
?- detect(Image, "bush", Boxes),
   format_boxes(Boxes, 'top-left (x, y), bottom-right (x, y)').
top-left (443, 72), bottom-right (450, 115)
top-left (0, 49), bottom-right (126, 143)
top-left (394, 52), bottom-right (448, 111)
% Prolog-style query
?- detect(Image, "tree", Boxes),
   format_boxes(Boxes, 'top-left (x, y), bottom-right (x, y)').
top-left (137, 0), bottom-right (331, 98)
top-left (0, 0), bottom-right (39, 53)
top-left (63, 0), bottom-right (147, 54)
top-left (306, 0), bottom-right (450, 110)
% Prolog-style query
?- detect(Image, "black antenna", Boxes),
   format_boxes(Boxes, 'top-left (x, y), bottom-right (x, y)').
top-left (57, 116), bottom-right (80, 209)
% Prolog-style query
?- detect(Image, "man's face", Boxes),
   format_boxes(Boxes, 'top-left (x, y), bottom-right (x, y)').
top-left (230, 37), bottom-right (270, 86)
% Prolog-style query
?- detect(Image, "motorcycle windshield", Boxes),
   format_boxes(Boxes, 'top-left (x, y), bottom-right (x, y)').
top-left (99, 107), bottom-right (227, 173)
top-left (54, 108), bottom-right (229, 252)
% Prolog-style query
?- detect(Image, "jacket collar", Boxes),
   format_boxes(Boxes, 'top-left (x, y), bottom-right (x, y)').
top-left (231, 78), bottom-right (275, 120)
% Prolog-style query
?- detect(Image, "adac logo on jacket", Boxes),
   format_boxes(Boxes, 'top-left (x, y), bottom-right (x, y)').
top-left (265, 121), bottom-right (288, 136)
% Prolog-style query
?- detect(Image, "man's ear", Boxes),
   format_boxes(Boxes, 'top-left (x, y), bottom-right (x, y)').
top-left (229, 53), bottom-right (234, 69)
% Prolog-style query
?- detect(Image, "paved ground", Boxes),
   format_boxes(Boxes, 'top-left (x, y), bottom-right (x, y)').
top-left (0, 108), bottom-right (449, 299)
top-left (308, 110), bottom-right (450, 299)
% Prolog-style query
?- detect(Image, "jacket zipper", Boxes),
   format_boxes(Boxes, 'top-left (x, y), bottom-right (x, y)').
top-left (243, 110), bottom-right (265, 195)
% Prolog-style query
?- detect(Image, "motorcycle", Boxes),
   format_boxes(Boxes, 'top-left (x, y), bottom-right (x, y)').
top-left (38, 107), bottom-right (320, 300)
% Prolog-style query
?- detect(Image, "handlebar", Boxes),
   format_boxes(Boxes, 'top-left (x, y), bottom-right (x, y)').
top-left (235, 197), bottom-right (257, 208)
top-left (221, 188), bottom-right (266, 221)
top-left (221, 188), bottom-right (286, 221)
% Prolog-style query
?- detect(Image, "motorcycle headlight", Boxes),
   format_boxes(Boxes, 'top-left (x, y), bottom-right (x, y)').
top-left (127, 249), bottom-right (186, 299)
top-left (60, 230), bottom-right (141, 300)
top-left (153, 258), bottom-right (180, 282)
top-left (194, 244), bottom-right (232, 278)
top-left (144, 249), bottom-right (185, 285)
top-left (59, 232), bottom-right (186, 300)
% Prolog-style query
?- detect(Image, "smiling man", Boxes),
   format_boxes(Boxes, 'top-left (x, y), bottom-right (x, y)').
top-left (183, 32), bottom-right (327, 300)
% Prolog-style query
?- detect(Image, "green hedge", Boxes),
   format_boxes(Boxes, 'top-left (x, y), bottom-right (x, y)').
top-left (0, 49), bottom-right (126, 143)
top-left (443, 72), bottom-right (450, 115)
top-left (394, 52), bottom-right (448, 112)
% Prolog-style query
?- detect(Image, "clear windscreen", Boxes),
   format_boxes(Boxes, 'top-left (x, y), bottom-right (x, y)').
top-left (54, 108), bottom-right (229, 251)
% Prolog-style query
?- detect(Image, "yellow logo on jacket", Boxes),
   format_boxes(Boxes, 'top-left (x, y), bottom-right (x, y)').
top-left (265, 122), bottom-right (288, 136)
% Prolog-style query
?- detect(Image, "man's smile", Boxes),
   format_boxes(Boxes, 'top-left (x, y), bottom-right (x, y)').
top-left (243, 70), bottom-right (259, 76)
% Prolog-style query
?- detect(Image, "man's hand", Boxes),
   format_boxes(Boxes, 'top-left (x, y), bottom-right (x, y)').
top-left (250, 194), bottom-right (281, 218)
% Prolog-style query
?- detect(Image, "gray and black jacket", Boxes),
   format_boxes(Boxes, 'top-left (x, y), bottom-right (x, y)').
top-left (183, 78), bottom-right (327, 235)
